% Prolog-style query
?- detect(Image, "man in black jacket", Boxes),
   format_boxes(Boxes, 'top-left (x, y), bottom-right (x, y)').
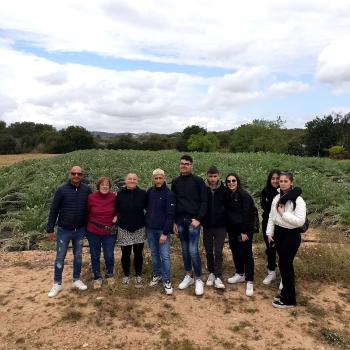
top-left (202, 166), bottom-right (227, 289)
top-left (171, 155), bottom-right (208, 296)
top-left (47, 166), bottom-right (91, 297)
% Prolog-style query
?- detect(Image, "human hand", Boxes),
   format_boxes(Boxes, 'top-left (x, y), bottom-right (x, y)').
top-left (240, 233), bottom-right (249, 242)
top-left (173, 223), bottom-right (178, 235)
top-left (47, 232), bottom-right (55, 241)
top-left (191, 219), bottom-right (200, 228)
top-left (159, 234), bottom-right (167, 245)
top-left (112, 216), bottom-right (118, 224)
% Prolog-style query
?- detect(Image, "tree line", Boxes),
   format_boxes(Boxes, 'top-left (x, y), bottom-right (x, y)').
top-left (0, 113), bottom-right (349, 158)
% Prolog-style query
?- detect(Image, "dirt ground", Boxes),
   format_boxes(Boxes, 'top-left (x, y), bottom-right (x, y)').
top-left (0, 239), bottom-right (349, 350)
top-left (0, 154), bottom-right (58, 167)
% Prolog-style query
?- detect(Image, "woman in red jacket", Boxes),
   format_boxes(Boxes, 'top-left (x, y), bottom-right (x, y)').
top-left (86, 176), bottom-right (117, 289)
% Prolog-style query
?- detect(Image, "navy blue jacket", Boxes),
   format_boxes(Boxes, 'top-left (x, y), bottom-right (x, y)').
top-left (116, 187), bottom-right (147, 232)
top-left (47, 181), bottom-right (91, 232)
top-left (145, 183), bottom-right (175, 235)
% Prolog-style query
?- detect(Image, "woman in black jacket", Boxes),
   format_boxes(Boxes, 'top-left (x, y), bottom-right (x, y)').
top-left (260, 170), bottom-right (302, 286)
top-left (116, 173), bottom-right (147, 287)
top-left (224, 173), bottom-right (256, 297)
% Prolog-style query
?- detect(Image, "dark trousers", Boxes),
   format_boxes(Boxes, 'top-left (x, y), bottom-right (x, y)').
top-left (228, 228), bottom-right (254, 282)
top-left (121, 243), bottom-right (144, 277)
top-left (262, 219), bottom-right (277, 271)
top-left (274, 226), bottom-right (301, 305)
top-left (203, 227), bottom-right (226, 277)
top-left (86, 232), bottom-right (116, 279)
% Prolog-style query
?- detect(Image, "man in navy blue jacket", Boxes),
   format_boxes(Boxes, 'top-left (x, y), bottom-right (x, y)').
top-left (47, 165), bottom-right (91, 297)
top-left (146, 168), bottom-right (175, 295)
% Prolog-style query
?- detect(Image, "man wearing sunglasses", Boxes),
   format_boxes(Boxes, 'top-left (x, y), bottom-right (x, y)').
top-left (47, 165), bottom-right (92, 297)
top-left (171, 155), bottom-right (208, 296)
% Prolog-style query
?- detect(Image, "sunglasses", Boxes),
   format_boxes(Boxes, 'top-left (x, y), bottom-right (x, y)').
top-left (226, 179), bottom-right (237, 183)
top-left (71, 172), bottom-right (83, 176)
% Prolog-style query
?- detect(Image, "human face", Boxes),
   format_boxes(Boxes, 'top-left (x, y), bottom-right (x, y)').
top-left (125, 173), bottom-right (138, 189)
top-left (179, 159), bottom-right (192, 175)
top-left (271, 173), bottom-right (280, 189)
top-left (226, 176), bottom-right (237, 192)
top-left (99, 180), bottom-right (110, 195)
top-left (279, 175), bottom-right (293, 192)
top-left (207, 173), bottom-right (219, 187)
top-left (69, 166), bottom-right (83, 187)
top-left (153, 174), bottom-right (165, 188)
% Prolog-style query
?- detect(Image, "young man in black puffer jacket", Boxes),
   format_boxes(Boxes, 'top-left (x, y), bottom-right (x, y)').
top-left (202, 166), bottom-right (227, 289)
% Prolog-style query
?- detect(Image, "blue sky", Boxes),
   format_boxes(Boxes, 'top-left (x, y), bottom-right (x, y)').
top-left (0, 0), bottom-right (349, 133)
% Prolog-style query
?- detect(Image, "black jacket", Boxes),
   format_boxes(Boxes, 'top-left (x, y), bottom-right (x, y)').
top-left (145, 183), bottom-right (175, 235)
top-left (47, 181), bottom-right (91, 232)
top-left (224, 188), bottom-right (256, 234)
top-left (202, 182), bottom-right (227, 228)
top-left (171, 174), bottom-right (208, 222)
top-left (116, 187), bottom-right (147, 232)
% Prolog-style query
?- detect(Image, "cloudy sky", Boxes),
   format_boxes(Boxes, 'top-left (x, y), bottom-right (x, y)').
top-left (0, 0), bottom-right (350, 133)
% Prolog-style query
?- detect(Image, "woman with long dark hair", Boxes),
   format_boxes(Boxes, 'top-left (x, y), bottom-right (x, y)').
top-left (266, 171), bottom-right (306, 308)
top-left (260, 170), bottom-right (301, 286)
top-left (224, 173), bottom-right (256, 297)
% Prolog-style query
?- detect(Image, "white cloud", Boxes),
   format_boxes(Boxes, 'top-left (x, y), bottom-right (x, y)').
top-left (267, 81), bottom-right (310, 95)
top-left (316, 36), bottom-right (350, 93)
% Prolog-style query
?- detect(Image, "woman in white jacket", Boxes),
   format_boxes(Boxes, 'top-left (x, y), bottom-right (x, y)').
top-left (266, 172), bottom-right (306, 309)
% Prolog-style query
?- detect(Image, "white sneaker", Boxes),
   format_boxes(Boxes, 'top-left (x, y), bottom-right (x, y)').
top-left (48, 283), bottom-right (62, 297)
top-left (227, 273), bottom-right (245, 284)
top-left (93, 279), bottom-right (102, 289)
top-left (214, 277), bottom-right (225, 289)
top-left (279, 280), bottom-right (283, 290)
top-left (72, 280), bottom-right (87, 291)
top-left (263, 270), bottom-right (276, 285)
top-left (164, 281), bottom-right (173, 295)
top-left (149, 275), bottom-right (162, 287)
top-left (122, 276), bottom-right (129, 285)
top-left (135, 276), bottom-right (142, 288)
top-left (246, 282), bottom-right (254, 297)
top-left (195, 279), bottom-right (204, 296)
top-left (178, 275), bottom-right (194, 290)
top-left (206, 273), bottom-right (215, 287)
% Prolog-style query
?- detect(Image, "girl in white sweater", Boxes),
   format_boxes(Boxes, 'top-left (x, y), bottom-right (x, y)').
top-left (266, 172), bottom-right (306, 308)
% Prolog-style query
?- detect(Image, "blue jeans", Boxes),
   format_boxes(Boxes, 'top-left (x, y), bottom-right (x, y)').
top-left (54, 227), bottom-right (85, 284)
top-left (146, 229), bottom-right (171, 282)
top-left (86, 232), bottom-right (117, 280)
top-left (177, 219), bottom-right (202, 278)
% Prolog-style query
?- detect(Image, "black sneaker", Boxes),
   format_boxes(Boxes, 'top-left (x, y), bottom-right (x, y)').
top-left (272, 300), bottom-right (295, 309)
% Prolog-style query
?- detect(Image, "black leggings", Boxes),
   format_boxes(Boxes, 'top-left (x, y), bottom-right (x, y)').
top-left (228, 227), bottom-right (254, 282)
top-left (274, 226), bottom-right (301, 305)
top-left (121, 243), bottom-right (144, 276)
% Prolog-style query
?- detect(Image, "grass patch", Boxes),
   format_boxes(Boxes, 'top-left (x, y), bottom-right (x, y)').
top-left (321, 328), bottom-right (346, 348)
top-left (61, 309), bottom-right (83, 322)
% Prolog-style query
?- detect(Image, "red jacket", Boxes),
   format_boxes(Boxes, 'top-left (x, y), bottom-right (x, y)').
top-left (87, 191), bottom-right (117, 235)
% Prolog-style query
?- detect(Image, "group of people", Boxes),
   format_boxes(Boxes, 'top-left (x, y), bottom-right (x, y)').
top-left (47, 155), bottom-right (307, 309)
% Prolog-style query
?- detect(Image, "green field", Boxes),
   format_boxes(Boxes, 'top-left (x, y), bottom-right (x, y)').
top-left (0, 149), bottom-right (349, 250)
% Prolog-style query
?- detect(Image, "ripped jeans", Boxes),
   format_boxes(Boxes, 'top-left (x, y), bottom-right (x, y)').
top-left (53, 226), bottom-right (85, 284)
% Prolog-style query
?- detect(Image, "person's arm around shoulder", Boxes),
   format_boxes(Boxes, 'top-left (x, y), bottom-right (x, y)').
top-left (282, 196), bottom-right (306, 227)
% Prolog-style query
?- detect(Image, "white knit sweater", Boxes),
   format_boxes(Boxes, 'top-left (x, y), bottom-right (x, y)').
top-left (266, 191), bottom-right (306, 236)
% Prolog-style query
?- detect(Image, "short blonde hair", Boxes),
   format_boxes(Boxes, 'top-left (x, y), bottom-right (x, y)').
top-left (152, 168), bottom-right (165, 176)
